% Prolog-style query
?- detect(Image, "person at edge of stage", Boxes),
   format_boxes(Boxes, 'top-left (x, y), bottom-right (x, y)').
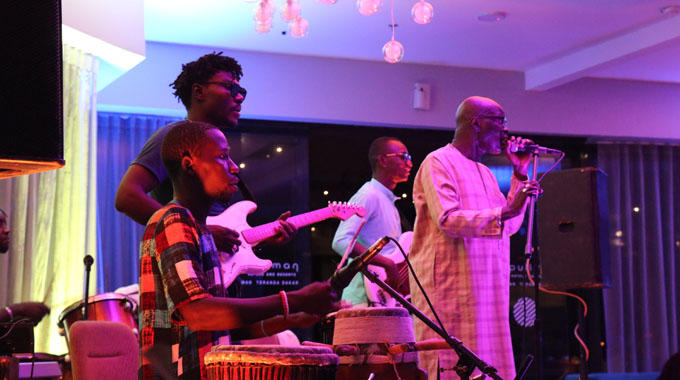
top-left (331, 137), bottom-right (413, 307)
top-left (409, 96), bottom-right (541, 380)
top-left (139, 121), bottom-right (341, 380)
top-left (0, 208), bottom-right (50, 324)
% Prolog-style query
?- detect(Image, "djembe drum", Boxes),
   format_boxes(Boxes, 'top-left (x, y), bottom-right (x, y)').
top-left (57, 292), bottom-right (138, 344)
top-left (332, 307), bottom-right (426, 380)
top-left (205, 345), bottom-right (339, 380)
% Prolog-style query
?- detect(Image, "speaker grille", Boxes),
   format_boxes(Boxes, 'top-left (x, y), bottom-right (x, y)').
top-left (0, 0), bottom-right (63, 163)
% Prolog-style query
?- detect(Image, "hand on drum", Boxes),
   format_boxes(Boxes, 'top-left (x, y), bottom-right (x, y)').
top-left (286, 312), bottom-right (323, 328)
top-left (291, 281), bottom-right (342, 316)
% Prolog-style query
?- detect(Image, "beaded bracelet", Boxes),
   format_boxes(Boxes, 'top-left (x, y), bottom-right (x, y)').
top-left (4, 306), bottom-right (14, 320)
top-left (279, 290), bottom-right (289, 319)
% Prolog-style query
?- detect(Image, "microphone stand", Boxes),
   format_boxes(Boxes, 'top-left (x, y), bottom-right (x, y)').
top-left (360, 268), bottom-right (504, 380)
top-left (82, 255), bottom-right (94, 320)
top-left (523, 150), bottom-right (542, 380)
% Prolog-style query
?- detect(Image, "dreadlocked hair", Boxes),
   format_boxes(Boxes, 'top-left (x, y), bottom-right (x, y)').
top-left (170, 52), bottom-right (243, 109)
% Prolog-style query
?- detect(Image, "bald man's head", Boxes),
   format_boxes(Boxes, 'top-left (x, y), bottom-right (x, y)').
top-left (455, 96), bottom-right (503, 130)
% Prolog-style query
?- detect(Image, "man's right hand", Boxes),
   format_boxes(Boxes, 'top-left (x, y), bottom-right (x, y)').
top-left (291, 281), bottom-right (341, 316)
top-left (10, 302), bottom-right (50, 324)
top-left (207, 224), bottom-right (241, 254)
top-left (369, 255), bottom-right (400, 290)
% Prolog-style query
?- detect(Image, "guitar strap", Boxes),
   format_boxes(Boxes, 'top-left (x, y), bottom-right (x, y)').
top-left (236, 173), bottom-right (256, 203)
top-left (228, 173), bottom-right (254, 298)
top-left (397, 203), bottom-right (413, 232)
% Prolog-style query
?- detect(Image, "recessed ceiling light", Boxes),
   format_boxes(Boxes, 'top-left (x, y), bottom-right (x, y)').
top-left (659, 5), bottom-right (679, 15)
top-left (478, 11), bottom-right (507, 22)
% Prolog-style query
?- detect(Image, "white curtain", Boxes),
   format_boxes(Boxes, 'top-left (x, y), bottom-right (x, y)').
top-left (0, 45), bottom-right (98, 354)
top-left (96, 112), bottom-right (181, 292)
top-left (598, 142), bottom-right (680, 372)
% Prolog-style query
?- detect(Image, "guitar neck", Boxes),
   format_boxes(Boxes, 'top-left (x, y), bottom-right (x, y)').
top-left (242, 207), bottom-right (335, 244)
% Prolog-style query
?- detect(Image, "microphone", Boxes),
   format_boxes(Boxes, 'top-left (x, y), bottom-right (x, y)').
top-left (83, 255), bottom-right (94, 269)
top-left (330, 236), bottom-right (391, 294)
top-left (507, 140), bottom-right (553, 154)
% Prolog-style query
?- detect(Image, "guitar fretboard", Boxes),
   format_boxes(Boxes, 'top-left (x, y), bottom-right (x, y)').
top-left (242, 207), bottom-right (335, 244)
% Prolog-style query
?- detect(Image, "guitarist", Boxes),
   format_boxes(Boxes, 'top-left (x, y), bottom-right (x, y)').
top-left (115, 52), bottom-right (296, 255)
top-left (331, 137), bottom-right (413, 307)
top-left (115, 54), bottom-right (317, 346)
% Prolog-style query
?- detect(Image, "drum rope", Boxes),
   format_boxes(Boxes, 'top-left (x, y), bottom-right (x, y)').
top-left (333, 316), bottom-right (414, 345)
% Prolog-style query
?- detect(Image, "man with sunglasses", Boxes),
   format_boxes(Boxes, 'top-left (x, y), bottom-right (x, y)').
top-left (115, 52), bottom-right (295, 254)
top-left (332, 137), bottom-right (413, 307)
top-left (409, 96), bottom-right (541, 380)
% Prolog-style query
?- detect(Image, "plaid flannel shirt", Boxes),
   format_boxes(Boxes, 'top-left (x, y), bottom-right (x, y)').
top-left (139, 201), bottom-right (228, 380)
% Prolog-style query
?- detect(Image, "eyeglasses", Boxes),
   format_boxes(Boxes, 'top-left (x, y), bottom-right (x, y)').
top-left (383, 152), bottom-right (412, 161)
top-left (203, 81), bottom-right (247, 100)
top-left (476, 114), bottom-right (507, 126)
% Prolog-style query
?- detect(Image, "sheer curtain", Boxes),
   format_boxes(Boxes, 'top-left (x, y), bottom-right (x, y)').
top-left (0, 46), bottom-right (98, 354)
top-left (96, 112), bottom-right (180, 292)
top-left (598, 142), bottom-right (680, 372)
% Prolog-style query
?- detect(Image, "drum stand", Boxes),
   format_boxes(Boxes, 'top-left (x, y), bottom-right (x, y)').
top-left (361, 269), bottom-right (503, 380)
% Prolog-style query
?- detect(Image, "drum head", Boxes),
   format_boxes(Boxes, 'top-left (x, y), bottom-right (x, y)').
top-left (206, 345), bottom-right (338, 367)
top-left (57, 292), bottom-right (134, 327)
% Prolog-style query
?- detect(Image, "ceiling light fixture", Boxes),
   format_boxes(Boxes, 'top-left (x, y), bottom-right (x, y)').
top-left (382, 0), bottom-right (404, 63)
top-left (411, 0), bottom-right (434, 24)
top-left (357, 0), bottom-right (383, 16)
top-left (289, 16), bottom-right (310, 38)
top-left (280, 0), bottom-right (301, 22)
top-left (477, 11), bottom-right (507, 22)
top-left (248, 0), bottom-right (434, 61)
top-left (253, 0), bottom-right (275, 33)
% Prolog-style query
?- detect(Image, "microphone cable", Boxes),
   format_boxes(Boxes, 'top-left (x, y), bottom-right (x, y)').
top-left (385, 236), bottom-right (450, 339)
top-left (524, 258), bottom-right (590, 362)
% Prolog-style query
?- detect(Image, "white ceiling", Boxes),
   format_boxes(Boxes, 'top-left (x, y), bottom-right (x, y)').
top-left (144, 0), bottom-right (680, 89)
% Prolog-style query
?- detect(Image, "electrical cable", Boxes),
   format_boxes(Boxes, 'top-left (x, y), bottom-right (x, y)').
top-left (524, 258), bottom-right (590, 361)
top-left (526, 147), bottom-right (589, 359)
top-left (385, 236), bottom-right (450, 338)
top-left (0, 317), bottom-right (31, 340)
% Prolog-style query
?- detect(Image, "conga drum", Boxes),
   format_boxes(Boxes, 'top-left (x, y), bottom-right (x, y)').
top-left (318, 311), bottom-right (338, 345)
top-left (57, 293), bottom-right (138, 344)
top-left (205, 345), bottom-right (339, 380)
top-left (332, 307), bottom-right (426, 380)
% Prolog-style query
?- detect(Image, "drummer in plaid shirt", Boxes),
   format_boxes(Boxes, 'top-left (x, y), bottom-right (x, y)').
top-left (409, 96), bottom-right (541, 380)
top-left (139, 121), bottom-right (340, 380)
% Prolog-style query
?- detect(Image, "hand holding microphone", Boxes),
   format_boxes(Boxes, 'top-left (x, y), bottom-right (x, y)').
top-left (505, 135), bottom-right (557, 155)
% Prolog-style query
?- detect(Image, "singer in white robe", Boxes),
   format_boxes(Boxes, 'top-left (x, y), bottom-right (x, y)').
top-left (409, 96), bottom-right (540, 380)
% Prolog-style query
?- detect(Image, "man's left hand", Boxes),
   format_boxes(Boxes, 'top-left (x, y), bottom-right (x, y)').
top-left (260, 211), bottom-right (297, 246)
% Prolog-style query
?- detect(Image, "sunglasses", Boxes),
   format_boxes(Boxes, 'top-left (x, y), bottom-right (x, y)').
top-left (203, 81), bottom-right (247, 100)
top-left (383, 152), bottom-right (412, 161)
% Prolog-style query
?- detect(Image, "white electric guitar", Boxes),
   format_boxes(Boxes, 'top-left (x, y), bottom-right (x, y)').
top-left (207, 200), bottom-right (366, 286)
top-left (364, 231), bottom-right (413, 307)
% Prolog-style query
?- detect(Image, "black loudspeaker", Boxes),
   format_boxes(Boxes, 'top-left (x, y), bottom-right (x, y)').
top-left (0, 0), bottom-right (64, 179)
top-left (537, 167), bottom-right (611, 290)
